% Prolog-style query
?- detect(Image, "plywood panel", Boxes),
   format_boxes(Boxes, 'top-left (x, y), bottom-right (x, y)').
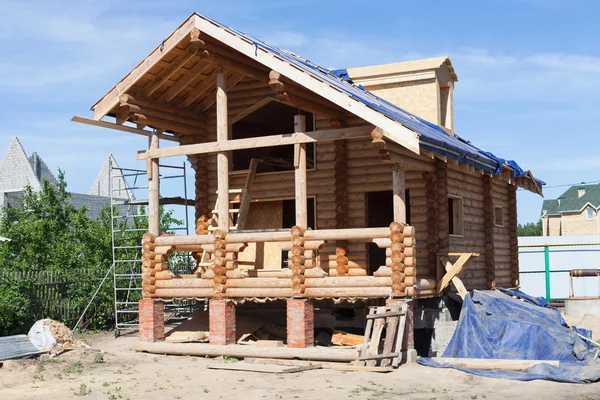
top-left (237, 201), bottom-right (284, 270)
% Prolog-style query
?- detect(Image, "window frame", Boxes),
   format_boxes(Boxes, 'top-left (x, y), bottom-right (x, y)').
top-left (494, 205), bottom-right (504, 227)
top-left (448, 195), bottom-right (464, 237)
top-left (586, 207), bottom-right (594, 221)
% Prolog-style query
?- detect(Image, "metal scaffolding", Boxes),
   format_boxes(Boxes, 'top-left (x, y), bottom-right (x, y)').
top-left (109, 158), bottom-right (193, 337)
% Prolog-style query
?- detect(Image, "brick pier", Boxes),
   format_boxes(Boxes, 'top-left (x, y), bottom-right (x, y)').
top-left (286, 299), bottom-right (314, 348)
top-left (209, 299), bottom-right (236, 345)
top-left (139, 299), bottom-right (165, 342)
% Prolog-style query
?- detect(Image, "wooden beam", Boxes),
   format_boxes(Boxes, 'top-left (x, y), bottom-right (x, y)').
top-left (128, 113), bottom-right (202, 136)
top-left (275, 92), bottom-right (346, 120)
top-left (120, 94), bottom-right (207, 124)
top-left (216, 71), bottom-right (229, 232)
top-left (148, 132), bottom-right (160, 235)
top-left (92, 16), bottom-right (196, 120)
top-left (119, 102), bottom-right (206, 131)
top-left (295, 115), bottom-right (308, 229)
top-left (392, 165), bottom-right (406, 224)
top-left (71, 116), bottom-right (179, 142)
top-left (230, 97), bottom-right (274, 124)
top-left (437, 254), bottom-right (472, 298)
top-left (136, 125), bottom-right (374, 160)
top-left (200, 48), bottom-right (269, 81)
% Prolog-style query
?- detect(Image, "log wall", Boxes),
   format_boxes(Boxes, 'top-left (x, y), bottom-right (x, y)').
top-left (447, 164), bottom-right (487, 289)
top-left (197, 101), bottom-right (522, 294)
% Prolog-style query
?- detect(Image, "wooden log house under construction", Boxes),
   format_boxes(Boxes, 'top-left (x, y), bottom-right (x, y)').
top-left (74, 13), bottom-right (542, 353)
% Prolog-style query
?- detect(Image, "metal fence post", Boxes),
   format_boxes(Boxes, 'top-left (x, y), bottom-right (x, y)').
top-left (544, 245), bottom-right (551, 302)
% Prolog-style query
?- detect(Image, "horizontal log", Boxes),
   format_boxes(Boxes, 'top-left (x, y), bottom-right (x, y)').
top-left (431, 358), bottom-right (559, 371)
top-left (304, 276), bottom-right (392, 288)
top-left (303, 287), bottom-right (392, 298)
top-left (136, 342), bottom-right (358, 362)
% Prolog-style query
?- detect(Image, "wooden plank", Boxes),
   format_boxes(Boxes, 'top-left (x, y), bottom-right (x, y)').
top-left (137, 125), bottom-right (374, 160)
top-left (331, 331), bottom-right (364, 347)
top-left (437, 254), bottom-right (473, 296)
top-left (143, 47), bottom-right (201, 98)
top-left (358, 352), bottom-right (399, 361)
top-left (380, 303), bottom-right (400, 367)
top-left (216, 71), bottom-right (229, 232)
top-left (178, 68), bottom-right (220, 107)
top-left (295, 115), bottom-right (307, 229)
top-left (391, 303), bottom-right (407, 368)
top-left (366, 306), bottom-right (386, 367)
top-left (207, 362), bottom-right (315, 373)
top-left (242, 358), bottom-right (392, 373)
top-left (432, 357), bottom-right (560, 371)
top-left (92, 16), bottom-right (196, 120)
top-left (159, 61), bottom-right (211, 103)
top-left (366, 310), bottom-right (405, 319)
top-left (235, 158), bottom-right (258, 231)
top-left (71, 116), bottom-right (179, 142)
top-left (359, 307), bottom-right (376, 365)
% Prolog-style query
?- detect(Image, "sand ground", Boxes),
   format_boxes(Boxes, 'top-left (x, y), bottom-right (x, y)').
top-left (1, 331), bottom-right (599, 400)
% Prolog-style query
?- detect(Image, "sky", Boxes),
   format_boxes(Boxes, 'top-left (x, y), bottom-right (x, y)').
top-left (0, 0), bottom-right (598, 225)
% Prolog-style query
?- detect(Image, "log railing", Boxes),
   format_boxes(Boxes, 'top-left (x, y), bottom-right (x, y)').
top-left (142, 224), bottom-right (435, 300)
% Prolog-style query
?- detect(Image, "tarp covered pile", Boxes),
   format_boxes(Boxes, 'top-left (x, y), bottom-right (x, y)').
top-left (419, 289), bottom-right (600, 383)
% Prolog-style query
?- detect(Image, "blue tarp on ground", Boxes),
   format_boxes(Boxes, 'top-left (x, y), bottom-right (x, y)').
top-left (418, 289), bottom-right (600, 383)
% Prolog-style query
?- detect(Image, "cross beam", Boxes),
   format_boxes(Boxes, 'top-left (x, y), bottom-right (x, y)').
top-left (136, 125), bottom-right (375, 160)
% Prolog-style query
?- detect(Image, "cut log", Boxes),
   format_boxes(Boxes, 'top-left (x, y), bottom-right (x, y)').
top-left (432, 357), bottom-right (560, 371)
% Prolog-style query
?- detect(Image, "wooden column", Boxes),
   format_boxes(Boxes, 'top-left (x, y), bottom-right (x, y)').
top-left (216, 71), bottom-right (229, 232)
top-left (148, 131), bottom-right (160, 235)
top-left (483, 175), bottom-right (496, 289)
top-left (392, 165), bottom-right (406, 224)
top-left (508, 185), bottom-right (519, 286)
top-left (334, 139), bottom-right (349, 276)
top-left (423, 171), bottom-right (439, 277)
top-left (214, 71), bottom-right (229, 299)
top-left (435, 159), bottom-right (449, 282)
top-left (294, 115), bottom-right (307, 229)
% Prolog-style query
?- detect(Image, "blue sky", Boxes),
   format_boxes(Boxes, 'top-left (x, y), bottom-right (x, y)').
top-left (0, 0), bottom-right (598, 224)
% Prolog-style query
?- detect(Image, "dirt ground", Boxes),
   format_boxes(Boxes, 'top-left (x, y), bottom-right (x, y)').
top-left (1, 332), bottom-right (599, 400)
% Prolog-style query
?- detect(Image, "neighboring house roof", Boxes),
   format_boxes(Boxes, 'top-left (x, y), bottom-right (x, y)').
top-left (89, 154), bottom-right (134, 200)
top-left (0, 138), bottom-right (132, 219)
top-left (0, 138), bottom-right (58, 192)
top-left (90, 13), bottom-right (542, 193)
top-left (541, 183), bottom-right (600, 216)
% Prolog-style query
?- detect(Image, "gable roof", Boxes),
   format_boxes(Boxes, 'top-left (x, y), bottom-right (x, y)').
top-left (541, 184), bottom-right (600, 216)
top-left (0, 138), bottom-right (58, 192)
top-left (88, 12), bottom-right (542, 193)
top-left (89, 155), bottom-right (134, 200)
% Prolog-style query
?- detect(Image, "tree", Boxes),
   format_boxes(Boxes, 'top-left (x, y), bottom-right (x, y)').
top-left (518, 219), bottom-right (543, 236)
top-left (0, 172), bottom-right (183, 333)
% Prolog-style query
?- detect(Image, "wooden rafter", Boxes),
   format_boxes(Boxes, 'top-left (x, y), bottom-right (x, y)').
top-left (159, 61), bottom-right (211, 103)
top-left (195, 73), bottom-right (245, 112)
top-left (92, 16), bottom-right (196, 120)
top-left (177, 68), bottom-right (221, 107)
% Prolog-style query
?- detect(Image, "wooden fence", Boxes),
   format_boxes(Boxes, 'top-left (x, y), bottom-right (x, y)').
top-left (0, 270), bottom-right (112, 327)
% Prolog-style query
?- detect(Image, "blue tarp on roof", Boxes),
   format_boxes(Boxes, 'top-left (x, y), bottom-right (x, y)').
top-left (418, 289), bottom-right (600, 383)
top-left (201, 14), bottom-right (541, 184)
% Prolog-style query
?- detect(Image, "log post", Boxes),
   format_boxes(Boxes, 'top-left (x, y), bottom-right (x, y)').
top-left (435, 159), bottom-right (449, 282)
top-left (148, 131), bottom-right (160, 235)
top-left (423, 171), bottom-right (439, 277)
top-left (483, 175), bottom-right (496, 289)
top-left (290, 226), bottom-right (306, 297)
top-left (334, 138), bottom-right (349, 276)
top-left (508, 185), bottom-right (519, 286)
top-left (392, 165), bottom-right (406, 224)
top-left (213, 70), bottom-right (229, 299)
top-left (294, 115), bottom-right (307, 229)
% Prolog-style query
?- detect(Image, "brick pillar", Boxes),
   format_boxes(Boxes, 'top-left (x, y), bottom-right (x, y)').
top-left (209, 299), bottom-right (236, 345)
top-left (139, 299), bottom-right (164, 342)
top-left (387, 299), bottom-right (414, 350)
top-left (287, 299), bottom-right (314, 348)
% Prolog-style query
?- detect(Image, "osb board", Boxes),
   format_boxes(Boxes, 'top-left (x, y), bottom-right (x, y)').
top-left (238, 201), bottom-right (283, 270)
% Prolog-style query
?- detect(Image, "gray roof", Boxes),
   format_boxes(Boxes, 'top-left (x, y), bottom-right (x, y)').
top-left (0, 139), bottom-right (132, 220)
